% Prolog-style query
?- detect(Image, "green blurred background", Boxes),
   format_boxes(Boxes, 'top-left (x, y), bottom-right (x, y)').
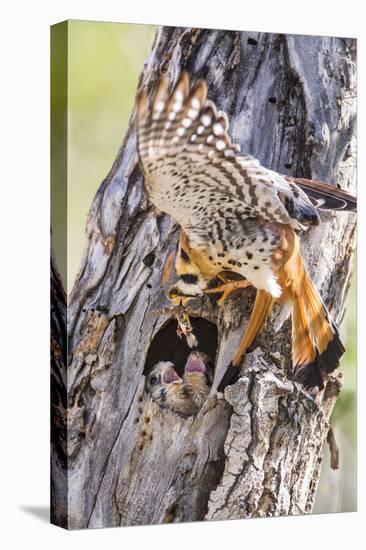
top-left (65, 20), bottom-right (356, 513)
top-left (67, 21), bottom-right (155, 289)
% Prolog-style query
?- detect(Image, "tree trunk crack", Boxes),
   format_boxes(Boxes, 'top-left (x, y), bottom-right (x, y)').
top-left (86, 381), bottom-right (140, 527)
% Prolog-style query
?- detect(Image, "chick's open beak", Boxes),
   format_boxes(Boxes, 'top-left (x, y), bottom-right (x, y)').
top-left (162, 365), bottom-right (182, 384)
top-left (185, 352), bottom-right (206, 374)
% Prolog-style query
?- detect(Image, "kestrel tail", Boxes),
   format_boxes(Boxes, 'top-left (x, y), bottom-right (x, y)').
top-left (136, 72), bottom-right (356, 391)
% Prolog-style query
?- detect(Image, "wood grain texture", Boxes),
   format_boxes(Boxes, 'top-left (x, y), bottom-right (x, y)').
top-left (51, 253), bottom-right (68, 527)
top-left (53, 28), bottom-right (356, 528)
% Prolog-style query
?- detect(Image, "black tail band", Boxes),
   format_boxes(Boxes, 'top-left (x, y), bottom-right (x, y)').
top-left (217, 363), bottom-right (240, 392)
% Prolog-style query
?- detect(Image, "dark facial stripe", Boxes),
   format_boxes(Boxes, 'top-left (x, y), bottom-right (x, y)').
top-left (181, 273), bottom-right (199, 284)
top-left (180, 248), bottom-right (190, 262)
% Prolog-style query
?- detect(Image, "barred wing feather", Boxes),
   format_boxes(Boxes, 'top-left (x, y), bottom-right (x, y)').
top-left (136, 73), bottom-right (320, 241)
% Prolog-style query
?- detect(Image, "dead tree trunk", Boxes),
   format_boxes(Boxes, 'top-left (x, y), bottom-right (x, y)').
top-left (51, 253), bottom-right (67, 528)
top-left (60, 28), bottom-right (356, 528)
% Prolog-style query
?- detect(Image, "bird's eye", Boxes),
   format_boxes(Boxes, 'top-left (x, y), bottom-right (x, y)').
top-left (149, 374), bottom-right (159, 386)
top-left (169, 288), bottom-right (180, 299)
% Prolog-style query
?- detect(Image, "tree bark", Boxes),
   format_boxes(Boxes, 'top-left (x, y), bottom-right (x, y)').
top-left (57, 28), bottom-right (356, 528)
top-left (51, 253), bottom-right (67, 528)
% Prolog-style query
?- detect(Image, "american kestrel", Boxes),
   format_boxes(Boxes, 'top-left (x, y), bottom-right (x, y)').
top-left (146, 351), bottom-right (213, 416)
top-left (137, 73), bottom-right (356, 391)
top-left (183, 350), bottom-right (214, 409)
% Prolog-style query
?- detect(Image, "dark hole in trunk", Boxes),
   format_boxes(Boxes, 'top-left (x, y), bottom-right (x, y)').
top-left (144, 317), bottom-right (218, 377)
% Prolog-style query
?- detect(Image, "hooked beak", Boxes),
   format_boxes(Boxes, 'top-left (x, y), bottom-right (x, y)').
top-left (169, 295), bottom-right (193, 307)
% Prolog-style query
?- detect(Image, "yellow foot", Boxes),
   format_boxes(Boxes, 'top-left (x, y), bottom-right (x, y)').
top-left (216, 272), bottom-right (232, 283)
top-left (204, 280), bottom-right (251, 305)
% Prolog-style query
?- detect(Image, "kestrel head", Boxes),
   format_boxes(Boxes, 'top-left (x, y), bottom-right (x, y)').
top-left (167, 280), bottom-right (202, 307)
top-left (183, 351), bottom-right (214, 407)
top-left (146, 361), bottom-right (182, 405)
top-left (146, 361), bottom-right (198, 416)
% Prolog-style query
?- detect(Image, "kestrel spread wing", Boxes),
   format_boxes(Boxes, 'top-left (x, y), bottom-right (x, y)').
top-left (137, 73), bottom-right (355, 391)
top-left (136, 72), bottom-right (323, 250)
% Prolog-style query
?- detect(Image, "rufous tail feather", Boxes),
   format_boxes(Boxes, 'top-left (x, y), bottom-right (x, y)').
top-left (292, 262), bottom-right (344, 389)
top-left (217, 290), bottom-right (274, 392)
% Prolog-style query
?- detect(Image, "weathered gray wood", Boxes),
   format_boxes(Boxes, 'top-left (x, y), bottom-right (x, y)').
top-left (61, 28), bottom-right (356, 529)
top-left (51, 253), bottom-right (67, 528)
